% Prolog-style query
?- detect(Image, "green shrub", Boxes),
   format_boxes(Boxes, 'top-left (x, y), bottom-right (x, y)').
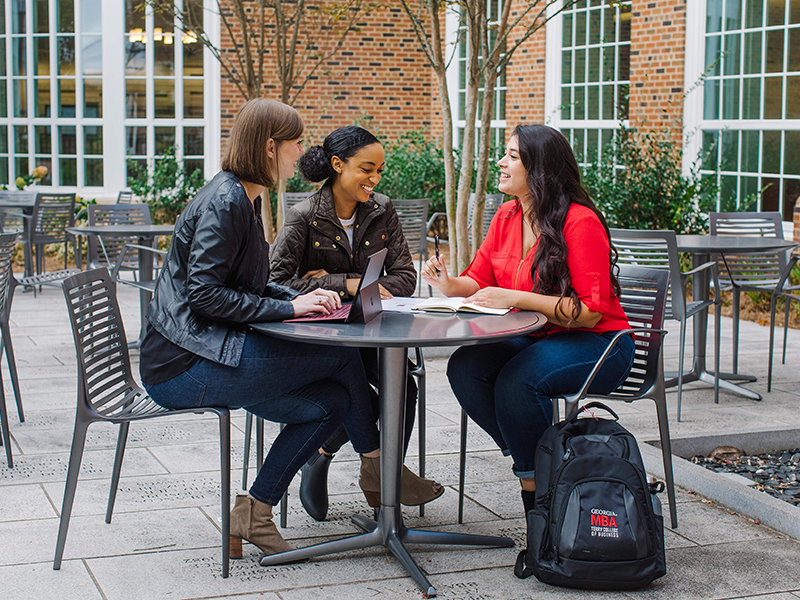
top-left (381, 129), bottom-right (447, 214)
top-left (127, 147), bottom-right (206, 224)
top-left (582, 127), bottom-right (718, 234)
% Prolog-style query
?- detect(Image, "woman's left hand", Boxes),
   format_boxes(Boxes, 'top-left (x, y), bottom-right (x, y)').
top-left (464, 287), bottom-right (517, 309)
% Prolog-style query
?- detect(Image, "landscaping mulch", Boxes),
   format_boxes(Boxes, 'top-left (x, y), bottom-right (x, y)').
top-left (693, 447), bottom-right (800, 507)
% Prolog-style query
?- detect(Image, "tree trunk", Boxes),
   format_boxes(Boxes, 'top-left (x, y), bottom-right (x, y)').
top-left (472, 67), bottom-right (499, 255)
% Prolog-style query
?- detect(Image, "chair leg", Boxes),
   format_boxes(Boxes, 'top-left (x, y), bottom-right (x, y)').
top-left (411, 348), bottom-right (426, 517)
top-left (653, 396), bottom-right (678, 529)
top-left (731, 290), bottom-right (741, 374)
top-left (54, 419), bottom-right (90, 570)
top-left (768, 294), bottom-right (778, 392)
top-left (676, 319), bottom-right (687, 422)
top-left (458, 409), bottom-right (468, 525)
top-left (105, 422), bottom-right (130, 523)
top-left (782, 296), bottom-right (790, 365)
top-left (713, 297), bottom-right (721, 405)
top-left (218, 410), bottom-right (231, 579)
top-left (0, 375), bottom-right (13, 467)
top-left (242, 412), bottom-right (253, 490)
top-left (275, 422), bottom-right (288, 529)
top-left (1, 322), bottom-right (24, 422)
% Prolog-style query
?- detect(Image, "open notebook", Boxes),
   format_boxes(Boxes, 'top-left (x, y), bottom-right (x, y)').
top-left (284, 248), bottom-right (387, 324)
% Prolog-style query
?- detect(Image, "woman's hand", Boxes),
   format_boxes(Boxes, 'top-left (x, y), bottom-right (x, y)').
top-left (421, 255), bottom-right (450, 291)
top-left (291, 288), bottom-right (341, 317)
top-left (378, 284), bottom-right (393, 299)
top-left (302, 268), bottom-right (329, 279)
top-left (464, 287), bottom-right (518, 309)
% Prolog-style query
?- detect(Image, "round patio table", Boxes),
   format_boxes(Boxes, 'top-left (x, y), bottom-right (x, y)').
top-left (249, 308), bottom-right (546, 597)
top-left (675, 234), bottom-right (799, 400)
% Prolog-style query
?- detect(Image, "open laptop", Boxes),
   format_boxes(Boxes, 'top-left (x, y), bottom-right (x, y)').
top-left (284, 247), bottom-right (387, 324)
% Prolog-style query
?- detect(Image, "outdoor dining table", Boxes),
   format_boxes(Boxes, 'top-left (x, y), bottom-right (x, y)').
top-left (0, 191), bottom-right (38, 277)
top-left (250, 308), bottom-right (546, 597)
top-left (674, 234), bottom-right (799, 400)
top-left (66, 224), bottom-right (175, 347)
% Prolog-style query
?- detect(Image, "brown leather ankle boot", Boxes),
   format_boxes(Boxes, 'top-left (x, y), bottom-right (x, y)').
top-left (359, 456), bottom-right (444, 508)
top-left (229, 494), bottom-right (294, 559)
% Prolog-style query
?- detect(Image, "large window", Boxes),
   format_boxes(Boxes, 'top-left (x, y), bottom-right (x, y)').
top-left (546, 0), bottom-right (631, 163)
top-left (687, 0), bottom-right (800, 219)
top-left (0, 0), bottom-right (214, 197)
top-left (451, 0), bottom-right (507, 152)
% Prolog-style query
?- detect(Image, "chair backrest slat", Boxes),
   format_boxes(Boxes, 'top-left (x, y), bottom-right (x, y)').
top-left (87, 204), bottom-right (152, 269)
top-left (709, 211), bottom-right (787, 286)
top-left (280, 192), bottom-right (314, 219)
top-left (32, 193), bottom-right (77, 243)
top-left (609, 265), bottom-right (669, 398)
top-left (392, 198), bottom-right (430, 256)
top-left (0, 233), bottom-right (18, 311)
top-left (62, 268), bottom-right (148, 418)
top-left (467, 193), bottom-right (505, 239)
top-left (117, 191), bottom-right (134, 203)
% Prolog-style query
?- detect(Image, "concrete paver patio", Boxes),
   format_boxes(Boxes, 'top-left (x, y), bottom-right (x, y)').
top-left (1, 278), bottom-right (799, 600)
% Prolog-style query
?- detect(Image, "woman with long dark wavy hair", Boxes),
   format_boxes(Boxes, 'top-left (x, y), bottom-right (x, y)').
top-left (421, 124), bottom-right (635, 515)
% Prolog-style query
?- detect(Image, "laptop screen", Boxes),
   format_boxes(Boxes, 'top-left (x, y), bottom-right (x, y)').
top-left (284, 247), bottom-right (387, 324)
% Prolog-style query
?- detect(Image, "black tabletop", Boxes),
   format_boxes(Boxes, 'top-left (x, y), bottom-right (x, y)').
top-left (249, 310), bottom-right (546, 349)
top-left (675, 234), bottom-right (798, 254)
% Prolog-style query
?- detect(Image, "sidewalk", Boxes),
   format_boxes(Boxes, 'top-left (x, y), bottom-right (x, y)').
top-left (0, 281), bottom-right (799, 600)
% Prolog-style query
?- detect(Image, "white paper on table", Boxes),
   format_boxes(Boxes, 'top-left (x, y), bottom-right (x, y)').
top-left (381, 297), bottom-right (427, 313)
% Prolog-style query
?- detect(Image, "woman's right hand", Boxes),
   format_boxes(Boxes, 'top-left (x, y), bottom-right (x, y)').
top-left (421, 255), bottom-right (450, 291)
top-left (291, 288), bottom-right (341, 317)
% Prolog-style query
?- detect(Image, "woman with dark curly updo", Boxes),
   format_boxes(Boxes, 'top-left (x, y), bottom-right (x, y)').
top-left (422, 124), bottom-right (634, 517)
top-left (270, 125), bottom-right (443, 522)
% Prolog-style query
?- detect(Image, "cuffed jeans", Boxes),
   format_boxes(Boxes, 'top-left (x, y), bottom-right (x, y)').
top-left (447, 331), bottom-right (635, 479)
top-left (145, 331), bottom-right (379, 506)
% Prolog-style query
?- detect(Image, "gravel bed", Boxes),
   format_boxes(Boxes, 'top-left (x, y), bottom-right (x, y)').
top-left (692, 448), bottom-right (800, 507)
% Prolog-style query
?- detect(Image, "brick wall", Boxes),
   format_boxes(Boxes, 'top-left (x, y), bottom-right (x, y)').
top-left (218, 3), bottom-right (442, 149)
top-left (504, 1), bottom-right (548, 127)
top-left (628, 0), bottom-right (687, 133)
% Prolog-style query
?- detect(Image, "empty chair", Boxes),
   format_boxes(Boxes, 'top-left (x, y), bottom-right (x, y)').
top-left (709, 212), bottom-right (795, 390)
top-left (116, 191), bottom-right (134, 203)
top-left (392, 198), bottom-right (431, 296)
top-left (53, 268), bottom-right (232, 577)
top-left (23, 193), bottom-right (77, 276)
top-left (772, 264), bottom-right (800, 389)
top-left (85, 204), bottom-right (152, 273)
top-left (458, 266), bottom-right (678, 529)
top-left (426, 193), bottom-right (505, 248)
top-left (0, 233), bottom-right (23, 427)
top-left (610, 228), bottom-right (720, 420)
top-left (0, 232), bottom-right (19, 466)
top-left (280, 191), bottom-right (314, 221)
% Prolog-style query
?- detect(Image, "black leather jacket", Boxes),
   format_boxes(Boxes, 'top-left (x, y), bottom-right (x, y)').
top-left (145, 171), bottom-right (298, 367)
top-left (269, 182), bottom-right (416, 299)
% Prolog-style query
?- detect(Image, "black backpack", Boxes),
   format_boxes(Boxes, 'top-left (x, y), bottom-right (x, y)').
top-left (514, 402), bottom-right (666, 590)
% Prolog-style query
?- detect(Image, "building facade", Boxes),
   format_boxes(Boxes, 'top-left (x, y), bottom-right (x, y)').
top-left (0, 0), bottom-right (797, 221)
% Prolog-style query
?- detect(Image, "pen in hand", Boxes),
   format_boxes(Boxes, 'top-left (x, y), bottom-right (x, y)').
top-left (434, 234), bottom-right (441, 275)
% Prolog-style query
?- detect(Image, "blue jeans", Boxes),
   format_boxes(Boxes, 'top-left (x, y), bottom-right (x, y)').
top-left (145, 331), bottom-right (379, 505)
top-left (447, 331), bottom-right (635, 479)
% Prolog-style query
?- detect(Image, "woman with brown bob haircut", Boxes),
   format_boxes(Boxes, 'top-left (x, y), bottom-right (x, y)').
top-left (140, 98), bottom-right (379, 560)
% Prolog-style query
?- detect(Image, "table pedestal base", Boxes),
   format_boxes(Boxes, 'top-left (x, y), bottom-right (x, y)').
top-left (666, 367), bottom-right (761, 400)
top-left (260, 505), bottom-right (513, 597)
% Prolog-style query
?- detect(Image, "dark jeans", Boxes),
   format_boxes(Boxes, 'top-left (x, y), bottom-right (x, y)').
top-left (145, 331), bottom-right (379, 505)
top-left (447, 331), bottom-right (635, 479)
top-left (321, 347), bottom-right (418, 457)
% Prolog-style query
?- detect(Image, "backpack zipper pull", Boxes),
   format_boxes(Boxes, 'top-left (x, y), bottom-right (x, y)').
top-left (562, 448), bottom-right (571, 461)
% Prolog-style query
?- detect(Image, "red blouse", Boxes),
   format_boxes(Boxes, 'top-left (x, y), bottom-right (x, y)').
top-left (463, 200), bottom-right (630, 335)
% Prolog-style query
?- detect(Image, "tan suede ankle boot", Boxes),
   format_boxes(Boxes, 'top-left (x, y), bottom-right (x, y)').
top-left (229, 494), bottom-right (294, 558)
top-left (359, 456), bottom-right (444, 508)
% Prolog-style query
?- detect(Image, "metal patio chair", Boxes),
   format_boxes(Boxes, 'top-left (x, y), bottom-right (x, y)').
top-left (426, 193), bottom-right (506, 247)
top-left (0, 232), bottom-right (19, 467)
top-left (280, 192), bottom-right (314, 220)
top-left (22, 192), bottom-right (77, 276)
top-left (116, 191), bottom-right (134, 203)
top-left (610, 228), bottom-right (721, 420)
top-left (84, 204), bottom-right (152, 274)
top-left (457, 266), bottom-right (677, 529)
top-left (709, 212), bottom-right (796, 390)
top-left (53, 268), bottom-right (232, 577)
top-left (393, 198), bottom-right (431, 296)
